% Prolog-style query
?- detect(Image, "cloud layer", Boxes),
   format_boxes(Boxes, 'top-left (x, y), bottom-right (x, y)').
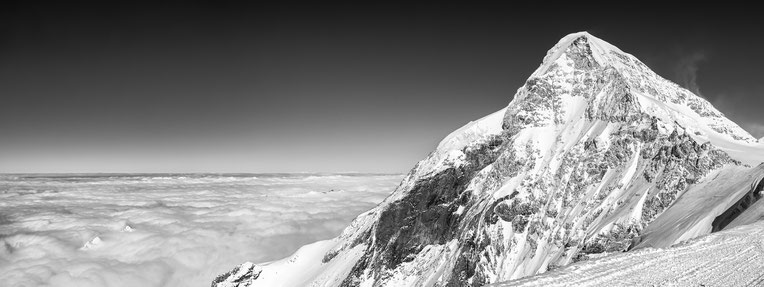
top-left (0, 174), bottom-right (401, 287)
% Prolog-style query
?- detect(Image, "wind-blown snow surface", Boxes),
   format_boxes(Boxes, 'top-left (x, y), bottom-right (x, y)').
top-left (214, 32), bottom-right (764, 286)
top-left (499, 220), bottom-right (764, 286)
top-left (0, 173), bottom-right (401, 287)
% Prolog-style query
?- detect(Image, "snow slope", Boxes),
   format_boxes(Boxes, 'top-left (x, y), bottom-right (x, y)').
top-left (213, 32), bottom-right (764, 286)
top-left (500, 220), bottom-right (764, 287)
top-left (635, 164), bottom-right (764, 248)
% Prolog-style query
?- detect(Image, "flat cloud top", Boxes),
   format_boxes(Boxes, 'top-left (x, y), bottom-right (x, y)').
top-left (0, 173), bottom-right (401, 287)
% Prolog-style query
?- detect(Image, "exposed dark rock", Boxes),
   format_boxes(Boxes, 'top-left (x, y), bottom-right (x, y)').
top-left (340, 253), bottom-right (370, 287)
top-left (580, 222), bottom-right (640, 256)
top-left (566, 36), bottom-right (600, 70)
top-left (322, 249), bottom-right (339, 263)
top-left (345, 136), bottom-right (508, 282)
top-left (210, 263), bottom-right (261, 287)
top-left (712, 178), bottom-right (764, 232)
top-left (494, 199), bottom-right (539, 231)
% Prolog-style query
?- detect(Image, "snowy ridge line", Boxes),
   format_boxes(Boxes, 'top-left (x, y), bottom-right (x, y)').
top-left (528, 32), bottom-right (762, 165)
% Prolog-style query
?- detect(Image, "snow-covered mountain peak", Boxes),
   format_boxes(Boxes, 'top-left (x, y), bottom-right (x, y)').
top-left (511, 32), bottom-right (757, 161)
top-left (212, 32), bottom-right (764, 287)
top-left (533, 31), bottom-right (623, 77)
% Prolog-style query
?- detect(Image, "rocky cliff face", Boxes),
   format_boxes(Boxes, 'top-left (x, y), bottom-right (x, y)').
top-left (212, 32), bottom-right (764, 287)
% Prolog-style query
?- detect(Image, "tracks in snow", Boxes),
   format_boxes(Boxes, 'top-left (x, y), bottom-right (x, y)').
top-left (498, 221), bottom-right (764, 286)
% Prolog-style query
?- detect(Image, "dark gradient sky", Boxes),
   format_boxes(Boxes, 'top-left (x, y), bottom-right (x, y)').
top-left (1, 3), bottom-right (762, 173)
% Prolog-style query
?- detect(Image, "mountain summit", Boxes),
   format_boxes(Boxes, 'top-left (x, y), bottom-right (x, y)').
top-left (212, 32), bottom-right (764, 286)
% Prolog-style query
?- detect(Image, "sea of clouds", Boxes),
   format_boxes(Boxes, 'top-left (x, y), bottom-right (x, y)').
top-left (0, 173), bottom-right (402, 287)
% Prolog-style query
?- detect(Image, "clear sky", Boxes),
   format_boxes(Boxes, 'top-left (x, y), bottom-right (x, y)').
top-left (1, 3), bottom-right (762, 173)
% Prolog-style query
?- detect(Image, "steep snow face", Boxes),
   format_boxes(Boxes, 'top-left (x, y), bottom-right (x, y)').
top-left (516, 32), bottom-right (760, 163)
top-left (213, 32), bottom-right (764, 286)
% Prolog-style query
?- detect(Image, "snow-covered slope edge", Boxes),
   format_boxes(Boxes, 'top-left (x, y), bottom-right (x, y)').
top-left (212, 32), bottom-right (764, 287)
top-left (497, 220), bottom-right (764, 287)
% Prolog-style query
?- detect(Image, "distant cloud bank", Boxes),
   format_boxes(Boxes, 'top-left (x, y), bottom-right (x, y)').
top-left (0, 174), bottom-right (401, 287)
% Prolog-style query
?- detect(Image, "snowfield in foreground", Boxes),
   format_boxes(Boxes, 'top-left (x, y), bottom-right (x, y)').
top-left (0, 174), bottom-right (401, 287)
top-left (501, 220), bottom-right (764, 286)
